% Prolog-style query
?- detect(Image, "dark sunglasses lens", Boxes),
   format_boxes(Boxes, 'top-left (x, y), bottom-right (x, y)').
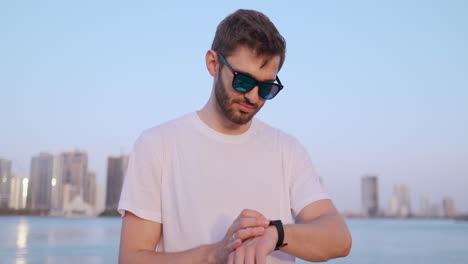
top-left (259, 84), bottom-right (280, 99)
top-left (233, 74), bottom-right (256, 92)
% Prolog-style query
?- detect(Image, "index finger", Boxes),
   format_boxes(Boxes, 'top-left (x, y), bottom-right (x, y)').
top-left (237, 209), bottom-right (266, 220)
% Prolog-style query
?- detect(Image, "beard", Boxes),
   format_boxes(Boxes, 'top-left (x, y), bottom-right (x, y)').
top-left (214, 75), bottom-right (263, 125)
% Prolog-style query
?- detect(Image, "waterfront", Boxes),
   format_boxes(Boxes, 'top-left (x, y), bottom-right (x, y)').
top-left (0, 217), bottom-right (467, 264)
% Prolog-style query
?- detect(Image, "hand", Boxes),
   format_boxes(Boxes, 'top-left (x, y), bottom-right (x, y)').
top-left (211, 209), bottom-right (270, 264)
top-left (226, 226), bottom-right (278, 264)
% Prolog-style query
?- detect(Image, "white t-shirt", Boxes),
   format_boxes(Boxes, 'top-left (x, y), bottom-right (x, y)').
top-left (118, 112), bottom-right (330, 264)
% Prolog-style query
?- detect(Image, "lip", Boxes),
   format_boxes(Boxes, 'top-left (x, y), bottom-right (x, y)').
top-left (236, 102), bottom-right (255, 113)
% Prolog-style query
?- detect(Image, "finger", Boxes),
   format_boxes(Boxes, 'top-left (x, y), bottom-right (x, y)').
top-left (256, 252), bottom-right (267, 264)
top-left (227, 252), bottom-right (234, 264)
top-left (234, 245), bottom-right (245, 264)
top-left (244, 244), bottom-right (256, 264)
top-left (237, 209), bottom-right (266, 220)
top-left (228, 238), bottom-right (242, 251)
top-left (232, 217), bottom-right (269, 232)
top-left (235, 227), bottom-right (265, 241)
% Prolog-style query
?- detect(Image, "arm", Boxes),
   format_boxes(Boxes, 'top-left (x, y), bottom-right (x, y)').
top-left (280, 137), bottom-right (351, 261)
top-left (227, 199), bottom-right (351, 264)
top-left (119, 209), bottom-right (270, 264)
top-left (119, 211), bottom-right (213, 264)
top-left (281, 199), bottom-right (352, 262)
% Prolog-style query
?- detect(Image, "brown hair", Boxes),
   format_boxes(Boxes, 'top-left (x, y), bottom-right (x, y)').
top-left (211, 9), bottom-right (286, 71)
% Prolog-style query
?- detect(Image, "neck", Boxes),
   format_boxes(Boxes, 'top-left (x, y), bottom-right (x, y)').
top-left (197, 95), bottom-right (251, 135)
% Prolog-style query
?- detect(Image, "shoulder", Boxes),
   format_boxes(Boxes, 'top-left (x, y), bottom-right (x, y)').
top-left (138, 112), bottom-right (195, 140)
top-left (133, 112), bottom-right (195, 149)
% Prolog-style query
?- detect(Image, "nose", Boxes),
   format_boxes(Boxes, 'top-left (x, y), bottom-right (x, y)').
top-left (244, 85), bottom-right (261, 105)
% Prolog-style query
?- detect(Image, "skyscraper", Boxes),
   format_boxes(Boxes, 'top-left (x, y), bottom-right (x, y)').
top-left (388, 184), bottom-right (411, 218)
top-left (419, 194), bottom-right (432, 218)
top-left (106, 155), bottom-right (129, 210)
top-left (0, 158), bottom-right (12, 208)
top-left (9, 175), bottom-right (28, 210)
top-left (28, 153), bottom-right (54, 210)
top-left (86, 171), bottom-right (97, 213)
top-left (442, 197), bottom-right (456, 218)
top-left (59, 150), bottom-right (88, 205)
top-left (362, 175), bottom-right (379, 217)
top-left (50, 155), bottom-right (63, 213)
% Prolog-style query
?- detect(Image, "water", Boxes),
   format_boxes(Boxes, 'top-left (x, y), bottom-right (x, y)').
top-left (0, 217), bottom-right (120, 264)
top-left (0, 217), bottom-right (467, 264)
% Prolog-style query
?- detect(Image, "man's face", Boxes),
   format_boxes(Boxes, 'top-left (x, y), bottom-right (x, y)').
top-left (214, 46), bottom-right (281, 125)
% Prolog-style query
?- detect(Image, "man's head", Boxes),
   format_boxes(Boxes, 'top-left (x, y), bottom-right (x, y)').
top-left (211, 9), bottom-right (286, 72)
top-left (207, 9), bottom-right (286, 125)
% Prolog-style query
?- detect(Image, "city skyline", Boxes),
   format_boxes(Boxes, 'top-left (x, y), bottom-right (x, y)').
top-left (1, 0), bottom-right (467, 212)
top-left (1, 152), bottom-right (127, 216)
top-left (0, 154), bottom-right (464, 216)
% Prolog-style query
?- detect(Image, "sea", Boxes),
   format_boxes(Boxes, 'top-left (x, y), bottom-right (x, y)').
top-left (0, 217), bottom-right (467, 264)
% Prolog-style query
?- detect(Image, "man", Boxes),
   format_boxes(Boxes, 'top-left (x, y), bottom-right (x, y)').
top-left (118, 9), bottom-right (351, 264)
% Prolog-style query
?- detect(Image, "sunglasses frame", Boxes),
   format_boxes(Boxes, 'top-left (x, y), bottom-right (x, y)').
top-left (217, 52), bottom-right (284, 100)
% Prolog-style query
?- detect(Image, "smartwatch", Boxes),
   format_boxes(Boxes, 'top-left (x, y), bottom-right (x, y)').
top-left (269, 220), bottom-right (288, 250)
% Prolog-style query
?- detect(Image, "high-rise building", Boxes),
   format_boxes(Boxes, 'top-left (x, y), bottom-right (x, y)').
top-left (388, 184), bottom-right (411, 218)
top-left (419, 194), bottom-right (432, 218)
top-left (86, 171), bottom-right (97, 213)
top-left (28, 153), bottom-right (54, 210)
top-left (106, 155), bottom-right (129, 210)
top-left (442, 197), bottom-right (456, 218)
top-left (84, 170), bottom-right (96, 206)
top-left (9, 175), bottom-right (28, 209)
top-left (0, 158), bottom-right (12, 208)
top-left (59, 150), bottom-right (88, 205)
top-left (50, 155), bottom-right (64, 213)
top-left (361, 175), bottom-right (379, 217)
top-left (95, 183), bottom-right (106, 214)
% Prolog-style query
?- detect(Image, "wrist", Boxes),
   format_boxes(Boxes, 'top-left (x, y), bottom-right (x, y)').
top-left (266, 225), bottom-right (278, 242)
top-left (205, 242), bottom-right (220, 264)
top-left (282, 224), bottom-right (290, 246)
top-left (269, 220), bottom-right (288, 250)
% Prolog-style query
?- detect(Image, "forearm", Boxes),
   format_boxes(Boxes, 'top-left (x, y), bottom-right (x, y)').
top-left (119, 243), bottom-right (217, 264)
top-left (281, 213), bottom-right (352, 262)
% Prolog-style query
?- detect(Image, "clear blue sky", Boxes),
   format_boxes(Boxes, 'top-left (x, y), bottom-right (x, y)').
top-left (1, 0), bottom-right (467, 212)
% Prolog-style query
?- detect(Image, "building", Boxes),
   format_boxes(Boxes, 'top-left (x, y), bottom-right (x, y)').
top-left (83, 170), bottom-right (96, 207)
top-left (361, 175), bottom-right (379, 217)
top-left (9, 175), bottom-right (28, 209)
top-left (50, 155), bottom-right (64, 213)
top-left (105, 155), bottom-right (129, 210)
top-left (388, 184), bottom-right (411, 218)
top-left (59, 150), bottom-right (88, 206)
top-left (95, 183), bottom-right (106, 215)
top-left (442, 197), bottom-right (457, 218)
top-left (27, 153), bottom-right (54, 210)
top-left (86, 171), bottom-right (97, 214)
top-left (62, 184), bottom-right (94, 217)
top-left (28, 153), bottom-right (54, 210)
top-left (0, 158), bottom-right (12, 208)
top-left (419, 194), bottom-right (433, 218)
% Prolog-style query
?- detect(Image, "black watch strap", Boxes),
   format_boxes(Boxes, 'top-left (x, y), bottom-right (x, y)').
top-left (269, 220), bottom-right (288, 250)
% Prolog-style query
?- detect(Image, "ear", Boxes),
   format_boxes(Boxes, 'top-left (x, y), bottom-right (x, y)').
top-left (205, 49), bottom-right (219, 78)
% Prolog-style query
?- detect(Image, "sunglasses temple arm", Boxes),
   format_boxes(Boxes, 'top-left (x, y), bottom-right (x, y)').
top-left (276, 76), bottom-right (282, 85)
top-left (217, 52), bottom-right (236, 74)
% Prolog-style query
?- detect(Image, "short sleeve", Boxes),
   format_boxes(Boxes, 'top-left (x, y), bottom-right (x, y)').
top-left (288, 138), bottom-right (330, 217)
top-left (118, 130), bottom-right (163, 223)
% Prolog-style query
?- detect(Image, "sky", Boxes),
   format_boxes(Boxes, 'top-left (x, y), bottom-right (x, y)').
top-left (1, 0), bottom-right (467, 213)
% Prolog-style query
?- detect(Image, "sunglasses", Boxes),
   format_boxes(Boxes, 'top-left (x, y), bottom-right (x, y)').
top-left (217, 52), bottom-right (284, 100)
